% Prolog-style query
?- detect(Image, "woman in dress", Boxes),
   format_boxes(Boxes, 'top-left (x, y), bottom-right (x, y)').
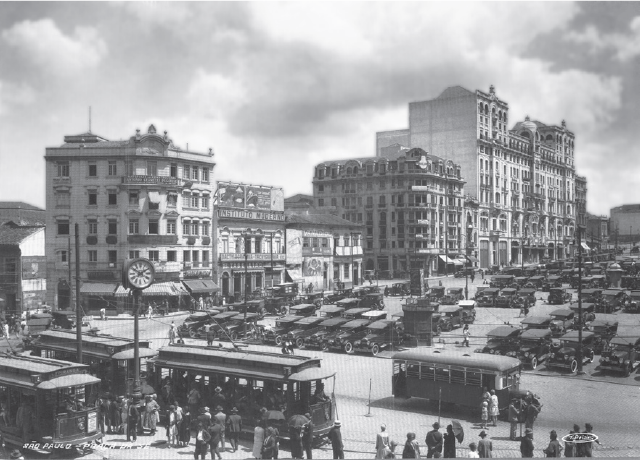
top-left (489, 390), bottom-right (499, 427)
top-left (253, 422), bottom-right (265, 459)
top-left (179, 406), bottom-right (191, 447)
top-left (402, 432), bottom-right (420, 459)
top-left (443, 424), bottom-right (456, 458)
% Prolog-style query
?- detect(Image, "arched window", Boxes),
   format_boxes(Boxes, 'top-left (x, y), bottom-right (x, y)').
top-left (495, 192), bottom-right (501, 204)
top-left (346, 167), bottom-right (352, 175)
top-left (353, 166), bottom-right (358, 175)
top-left (484, 104), bottom-right (489, 115)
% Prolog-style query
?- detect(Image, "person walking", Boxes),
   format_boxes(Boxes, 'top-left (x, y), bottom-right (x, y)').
top-left (509, 399), bottom-right (520, 441)
top-left (525, 398), bottom-right (540, 430)
top-left (289, 424), bottom-right (304, 459)
top-left (443, 424), bottom-right (456, 458)
top-left (166, 405), bottom-right (178, 447)
top-left (227, 407), bottom-right (242, 453)
top-left (581, 423), bottom-right (600, 457)
top-left (179, 406), bottom-right (191, 448)
top-left (462, 325), bottom-right (470, 347)
top-left (480, 401), bottom-right (489, 430)
top-left (520, 428), bottom-right (534, 458)
top-left (214, 406), bottom-right (228, 451)
top-left (208, 417), bottom-right (224, 460)
top-left (328, 420), bottom-right (344, 459)
top-left (425, 422), bottom-right (443, 458)
top-left (194, 422), bottom-right (212, 459)
top-left (402, 432), bottom-right (420, 458)
top-left (169, 321), bottom-right (177, 344)
top-left (468, 443), bottom-right (479, 458)
top-left (470, 271), bottom-right (476, 283)
top-left (565, 425), bottom-right (580, 457)
top-left (302, 413), bottom-right (314, 460)
top-left (127, 399), bottom-right (139, 442)
top-left (262, 426), bottom-right (278, 459)
top-left (477, 431), bottom-right (492, 458)
top-left (543, 430), bottom-right (563, 457)
top-left (253, 422), bottom-right (265, 460)
top-left (489, 390), bottom-right (499, 427)
top-left (188, 386), bottom-right (202, 420)
top-left (376, 424), bottom-right (391, 459)
top-left (146, 395), bottom-right (160, 435)
top-left (207, 327), bottom-right (216, 347)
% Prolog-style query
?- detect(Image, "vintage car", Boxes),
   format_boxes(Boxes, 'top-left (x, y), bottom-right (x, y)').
top-left (548, 287), bottom-right (572, 305)
top-left (272, 282), bottom-right (300, 299)
top-left (547, 331), bottom-right (596, 373)
top-left (476, 288), bottom-right (500, 308)
top-left (581, 289), bottom-right (603, 305)
top-left (324, 318), bottom-right (372, 353)
top-left (495, 288), bottom-right (519, 309)
top-left (514, 277), bottom-right (530, 288)
top-left (352, 319), bottom-right (405, 356)
top-left (621, 276), bottom-right (637, 289)
top-left (453, 267), bottom-right (475, 279)
top-left (527, 276), bottom-right (545, 290)
top-left (263, 297), bottom-right (293, 316)
top-left (317, 305), bottom-right (345, 318)
top-left (288, 304), bottom-right (317, 317)
top-left (597, 289), bottom-right (628, 314)
top-left (549, 309), bottom-right (575, 337)
top-left (590, 275), bottom-right (608, 289)
top-left (302, 316), bottom-right (350, 349)
top-left (351, 287), bottom-right (373, 299)
top-left (475, 326), bottom-right (521, 356)
top-left (294, 292), bottom-right (325, 309)
top-left (437, 306), bottom-right (464, 332)
top-left (489, 275), bottom-right (516, 289)
top-left (385, 281), bottom-right (411, 297)
top-left (521, 316), bottom-right (553, 331)
top-left (517, 288), bottom-right (537, 306)
top-left (569, 303), bottom-right (596, 327)
top-left (360, 292), bottom-right (385, 310)
top-left (336, 298), bottom-right (362, 311)
top-left (341, 307), bottom-right (372, 320)
top-left (625, 290), bottom-right (640, 313)
top-left (427, 286), bottom-right (446, 301)
top-left (474, 286), bottom-right (489, 300)
top-left (228, 300), bottom-right (267, 318)
top-left (50, 310), bottom-right (95, 331)
top-left (570, 275), bottom-right (593, 290)
top-left (214, 312), bottom-right (262, 341)
top-left (459, 300), bottom-right (477, 324)
top-left (542, 276), bottom-right (563, 292)
top-left (285, 316), bottom-right (326, 348)
top-left (324, 288), bottom-right (353, 304)
top-left (180, 311), bottom-right (226, 338)
top-left (440, 288), bottom-right (465, 305)
top-left (560, 269), bottom-right (576, 283)
top-left (523, 267), bottom-right (539, 277)
top-left (599, 335), bottom-right (640, 376)
top-left (262, 315), bottom-right (305, 346)
top-left (515, 328), bottom-right (553, 369)
top-left (360, 310), bottom-right (389, 322)
top-left (590, 268), bottom-right (604, 276)
top-left (588, 319), bottom-right (619, 354)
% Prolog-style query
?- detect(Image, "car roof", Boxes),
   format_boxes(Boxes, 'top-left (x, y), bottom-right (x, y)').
top-left (550, 309), bottom-right (573, 318)
top-left (589, 319), bottom-right (618, 328)
top-left (344, 307), bottom-right (371, 315)
top-left (492, 275), bottom-right (514, 279)
top-left (447, 288), bottom-right (463, 292)
top-left (550, 287), bottom-right (566, 291)
top-left (500, 288), bottom-right (517, 294)
top-left (230, 313), bottom-right (260, 321)
top-left (439, 305), bottom-right (462, 313)
top-left (290, 304), bottom-right (315, 310)
top-left (581, 289), bottom-right (600, 294)
top-left (341, 319), bottom-right (371, 328)
top-left (320, 306), bottom-right (345, 313)
top-left (458, 300), bottom-right (475, 307)
top-left (547, 275), bottom-right (561, 280)
top-left (529, 276), bottom-right (544, 280)
top-left (482, 288), bottom-right (501, 294)
top-left (519, 288), bottom-right (536, 294)
top-left (603, 290), bottom-right (624, 295)
top-left (293, 316), bottom-right (324, 325)
top-left (277, 315), bottom-right (304, 323)
top-left (570, 303), bottom-right (594, 311)
top-left (337, 298), bottom-right (360, 305)
top-left (320, 317), bottom-right (350, 327)
top-left (361, 311), bottom-right (387, 318)
top-left (212, 311), bottom-right (237, 319)
top-left (520, 329), bottom-right (552, 340)
top-left (561, 331), bottom-right (595, 341)
top-left (521, 316), bottom-right (551, 325)
top-left (487, 326), bottom-right (521, 338)
top-left (367, 320), bottom-right (396, 330)
top-left (610, 335), bottom-right (640, 347)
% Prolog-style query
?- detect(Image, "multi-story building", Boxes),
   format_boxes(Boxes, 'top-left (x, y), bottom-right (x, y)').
top-left (44, 125), bottom-right (216, 311)
top-left (586, 213), bottom-right (610, 251)
top-left (213, 181), bottom-right (286, 300)
top-left (576, 175), bottom-right (587, 229)
top-left (0, 202), bottom-right (45, 225)
top-left (376, 85), bottom-right (583, 267)
top-left (610, 204), bottom-right (640, 247)
top-left (312, 148), bottom-right (466, 276)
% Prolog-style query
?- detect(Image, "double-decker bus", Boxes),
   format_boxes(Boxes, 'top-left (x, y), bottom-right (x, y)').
top-left (30, 330), bottom-right (157, 397)
top-left (0, 354), bottom-right (102, 451)
top-left (148, 344), bottom-right (336, 440)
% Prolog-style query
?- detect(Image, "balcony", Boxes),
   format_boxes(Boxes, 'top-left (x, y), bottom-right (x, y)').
top-left (121, 175), bottom-right (185, 187)
top-left (303, 247), bottom-right (332, 256)
top-left (334, 246), bottom-right (363, 257)
top-left (152, 261), bottom-right (182, 273)
top-left (127, 235), bottom-right (179, 245)
top-left (0, 273), bottom-right (19, 284)
top-left (219, 253), bottom-right (286, 262)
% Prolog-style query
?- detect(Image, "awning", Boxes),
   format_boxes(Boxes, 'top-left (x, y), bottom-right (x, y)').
top-left (142, 282), bottom-right (177, 296)
top-left (114, 284), bottom-right (130, 297)
top-left (38, 373), bottom-right (101, 390)
top-left (80, 282), bottom-right (117, 296)
top-left (111, 348), bottom-right (158, 360)
top-left (287, 367), bottom-right (337, 382)
top-left (439, 255), bottom-right (456, 264)
top-left (172, 282), bottom-right (189, 295)
top-left (182, 279), bottom-right (220, 294)
top-left (285, 270), bottom-right (294, 282)
top-left (581, 242), bottom-right (591, 251)
top-left (147, 191), bottom-right (161, 203)
top-left (466, 256), bottom-right (479, 263)
top-left (451, 259), bottom-right (464, 266)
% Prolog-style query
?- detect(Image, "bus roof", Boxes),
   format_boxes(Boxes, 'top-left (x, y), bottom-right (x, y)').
top-left (391, 349), bottom-right (521, 372)
top-left (0, 354), bottom-right (99, 390)
top-left (35, 330), bottom-right (151, 349)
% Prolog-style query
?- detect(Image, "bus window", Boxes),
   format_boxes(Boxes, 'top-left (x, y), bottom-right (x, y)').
top-left (435, 367), bottom-right (449, 383)
top-left (406, 362), bottom-right (420, 378)
top-left (481, 373), bottom-right (493, 390)
top-left (466, 371), bottom-right (482, 387)
top-left (450, 369), bottom-right (465, 385)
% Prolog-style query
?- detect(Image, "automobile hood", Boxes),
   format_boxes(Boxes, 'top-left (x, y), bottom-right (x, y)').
top-left (602, 350), bottom-right (628, 360)
top-left (556, 346), bottom-right (577, 355)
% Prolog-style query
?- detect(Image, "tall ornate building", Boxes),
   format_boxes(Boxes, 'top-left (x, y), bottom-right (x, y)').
top-left (376, 85), bottom-right (583, 268)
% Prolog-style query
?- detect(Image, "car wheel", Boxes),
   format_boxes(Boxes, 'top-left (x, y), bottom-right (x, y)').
top-left (275, 335), bottom-right (283, 346)
top-left (295, 338), bottom-right (304, 349)
top-left (279, 306), bottom-right (288, 316)
top-left (230, 331), bottom-right (238, 341)
top-left (372, 344), bottom-right (380, 356)
top-left (530, 357), bottom-right (538, 370)
top-left (624, 365), bottom-right (632, 377)
top-left (188, 328), bottom-right (196, 338)
top-left (570, 359), bottom-right (578, 373)
top-left (588, 350), bottom-right (594, 363)
top-left (344, 342), bottom-right (354, 354)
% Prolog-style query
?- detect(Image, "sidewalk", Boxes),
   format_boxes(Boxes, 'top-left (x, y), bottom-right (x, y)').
top-left (88, 310), bottom-right (189, 321)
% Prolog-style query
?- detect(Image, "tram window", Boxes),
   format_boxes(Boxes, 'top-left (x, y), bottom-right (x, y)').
top-left (238, 378), bottom-right (248, 386)
top-left (481, 374), bottom-right (493, 390)
top-left (406, 362), bottom-right (420, 378)
top-left (118, 360), bottom-right (127, 368)
top-left (450, 370), bottom-right (465, 385)
top-left (420, 365), bottom-right (435, 380)
top-left (466, 371), bottom-right (482, 387)
top-left (435, 368), bottom-right (450, 383)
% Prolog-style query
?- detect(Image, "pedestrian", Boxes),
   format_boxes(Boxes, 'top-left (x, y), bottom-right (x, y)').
top-left (328, 420), bottom-right (344, 459)
top-left (207, 327), bottom-right (216, 347)
top-left (262, 426), bottom-right (278, 459)
top-left (167, 405), bottom-right (178, 447)
top-left (198, 406), bottom-right (212, 429)
top-left (169, 322), bottom-right (177, 344)
top-left (376, 424), bottom-right (390, 459)
top-left (212, 387), bottom-right (226, 412)
top-left (489, 390), bottom-right (499, 427)
top-left (581, 423), bottom-right (600, 457)
top-left (188, 386), bottom-right (202, 419)
top-left (289, 424), bottom-right (304, 459)
top-left (462, 325), bottom-right (470, 347)
top-left (439, 280), bottom-right (443, 287)
top-left (470, 271), bottom-right (475, 283)
top-left (302, 413), bottom-right (313, 460)
top-left (100, 307), bottom-right (106, 321)
top-left (425, 421), bottom-right (443, 458)
top-left (509, 399), bottom-right (520, 441)
top-left (147, 305), bottom-right (153, 320)
top-left (477, 431), bottom-right (492, 458)
top-left (208, 417), bottom-right (224, 460)
top-left (253, 422), bottom-right (266, 459)
top-left (227, 407), bottom-right (242, 453)
top-left (179, 406), bottom-right (191, 448)
top-left (524, 397), bottom-right (540, 430)
top-left (194, 422), bottom-right (212, 459)
top-left (127, 399), bottom-right (139, 442)
top-left (3, 322), bottom-right (8, 339)
top-left (468, 442), bottom-right (479, 458)
top-left (214, 406), bottom-right (227, 451)
top-left (199, 296), bottom-right (205, 311)
top-left (480, 401), bottom-right (489, 430)
top-left (543, 430), bottom-right (563, 457)
top-left (520, 428), bottom-right (534, 458)
top-left (443, 424), bottom-right (456, 458)
top-left (109, 396), bottom-right (119, 434)
top-left (119, 397), bottom-right (128, 436)
top-left (481, 270), bottom-right (485, 280)
top-left (564, 426), bottom-right (578, 457)
top-left (402, 432), bottom-right (420, 458)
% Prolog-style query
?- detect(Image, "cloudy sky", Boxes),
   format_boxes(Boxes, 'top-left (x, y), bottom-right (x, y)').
top-left (0, 2), bottom-right (637, 216)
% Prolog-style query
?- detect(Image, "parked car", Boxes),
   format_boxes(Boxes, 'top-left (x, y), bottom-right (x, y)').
top-left (474, 286), bottom-right (490, 300)
top-left (549, 309), bottom-right (575, 337)
top-left (180, 311), bottom-right (225, 338)
top-left (342, 307), bottom-right (372, 320)
top-left (475, 326), bottom-right (521, 355)
top-left (458, 300), bottom-right (476, 324)
top-left (264, 297), bottom-right (293, 316)
top-left (569, 303), bottom-right (596, 327)
top-left (302, 316), bottom-right (350, 349)
top-left (597, 289), bottom-right (628, 313)
top-left (285, 316), bottom-right (326, 348)
top-left (317, 305), bottom-right (345, 318)
top-left (542, 276), bottom-right (563, 292)
top-left (517, 288), bottom-right (537, 306)
top-left (581, 289), bottom-right (603, 305)
top-left (352, 320), bottom-right (405, 356)
top-left (590, 275), bottom-right (608, 289)
top-left (599, 335), bottom-right (640, 376)
top-left (351, 287), bottom-right (371, 299)
top-left (228, 300), bottom-right (267, 318)
top-left (385, 281), bottom-right (411, 297)
top-left (560, 269), bottom-right (576, 284)
top-left (360, 292), bottom-right (385, 311)
top-left (495, 288), bottom-right (519, 308)
top-left (514, 277), bottom-right (530, 288)
top-left (263, 315), bottom-right (305, 346)
top-left (440, 288), bottom-right (465, 305)
top-left (454, 267), bottom-right (475, 279)
top-left (625, 290), bottom-right (640, 313)
top-left (288, 304), bottom-right (317, 317)
top-left (548, 288), bottom-right (572, 305)
top-left (360, 310), bottom-right (389, 322)
top-left (521, 316), bottom-right (553, 331)
top-left (547, 331), bottom-right (596, 373)
top-left (214, 312), bottom-right (262, 341)
top-left (336, 298), bottom-right (362, 311)
top-left (527, 276), bottom-right (545, 290)
top-left (515, 328), bottom-right (553, 369)
top-left (437, 306), bottom-right (464, 332)
top-left (476, 288), bottom-right (500, 308)
top-left (295, 292), bottom-right (325, 309)
top-left (324, 318), bottom-right (371, 353)
top-left (428, 286), bottom-right (446, 301)
top-left (588, 319), bottom-right (619, 354)
top-left (324, 288), bottom-right (353, 303)
top-left (489, 275), bottom-right (516, 289)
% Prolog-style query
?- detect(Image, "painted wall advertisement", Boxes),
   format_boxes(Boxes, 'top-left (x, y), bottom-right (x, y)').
top-left (217, 182), bottom-right (284, 212)
top-left (303, 257), bottom-right (323, 276)
top-left (286, 229), bottom-right (303, 265)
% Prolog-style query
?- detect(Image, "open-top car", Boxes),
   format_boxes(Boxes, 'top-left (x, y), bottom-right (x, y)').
top-left (516, 328), bottom-right (553, 369)
top-left (459, 300), bottom-right (476, 324)
top-left (360, 292), bottom-right (385, 310)
top-left (477, 288), bottom-right (501, 308)
top-left (549, 309), bottom-right (575, 337)
top-left (588, 319), bottom-right (619, 354)
top-left (427, 286), bottom-right (446, 301)
top-left (527, 276), bottom-right (545, 290)
top-left (302, 316), bottom-right (350, 349)
top-left (262, 315), bottom-right (305, 346)
top-left (342, 307), bottom-right (372, 320)
top-left (336, 298), bottom-right (362, 311)
top-left (214, 312), bottom-right (262, 341)
top-left (180, 311), bottom-right (226, 338)
top-left (324, 288), bottom-right (352, 304)
top-left (521, 316), bottom-right (553, 331)
top-left (547, 331), bottom-right (596, 373)
top-left (581, 289), bottom-right (603, 305)
top-left (625, 290), bottom-right (640, 313)
top-left (264, 297), bottom-right (292, 316)
top-left (385, 281), bottom-right (411, 297)
top-left (542, 275), bottom-right (563, 292)
top-left (352, 320), bottom-right (405, 356)
top-left (599, 335), bottom-right (640, 376)
top-left (288, 304), bottom-right (317, 317)
top-left (489, 275), bottom-right (516, 289)
top-left (569, 303), bottom-right (596, 327)
top-left (318, 305), bottom-right (345, 318)
top-left (324, 318), bottom-right (371, 353)
top-left (597, 289), bottom-right (628, 314)
top-left (295, 292), bottom-right (325, 309)
top-left (548, 287), bottom-right (572, 305)
top-left (495, 288), bottom-right (519, 308)
top-left (440, 288), bottom-right (465, 305)
top-left (475, 326), bottom-right (521, 356)
top-left (437, 305), bottom-right (464, 332)
top-left (285, 316), bottom-right (326, 348)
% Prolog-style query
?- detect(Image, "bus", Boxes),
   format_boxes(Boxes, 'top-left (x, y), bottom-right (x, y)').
top-left (392, 349), bottom-right (529, 415)
top-left (30, 330), bottom-right (157, 397)
top-left (0, 354), bottom-right (102, 451)
top-left (148, 344), bottom-right (336, 440)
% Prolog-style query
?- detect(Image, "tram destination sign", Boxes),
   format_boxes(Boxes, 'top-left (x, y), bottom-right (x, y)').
top-left (217, 208), bottom-right (285, 222)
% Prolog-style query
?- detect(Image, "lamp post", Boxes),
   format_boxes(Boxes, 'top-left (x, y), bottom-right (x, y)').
top-left (351, 233), bottom-right (356, 287)
top-left (576, 225), bottom-right (585, 375)
top-left (243, 232), bottom-right (249, 338)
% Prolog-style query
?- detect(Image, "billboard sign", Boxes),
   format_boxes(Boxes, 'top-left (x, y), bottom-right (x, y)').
top-left (217, 182), bottom-right (284, 212)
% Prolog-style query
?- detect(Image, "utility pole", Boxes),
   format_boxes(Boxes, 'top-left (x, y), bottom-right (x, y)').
top-left (243, 233), bottom-right (249, 338)
top-left (270, 233), bottom-right (274, 289)
top-left (74, 224), bottom-right (82, 364)
top-left (577, 226), bottom-right (585, 375)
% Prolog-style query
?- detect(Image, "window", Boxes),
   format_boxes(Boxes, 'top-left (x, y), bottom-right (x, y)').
top-left (108, 161), bottom-right (117, 176)
top-left (128, 218), bottom-right (139, 234)
top-left (303, 237), bottom-right (310, 248)
top-left (170, 163), bottom-right (177, 178)
top-left (202, 222), bottom-right (210, 236)
top-left (108, 250), bottom-right (117, 264)
top-left (201, 196), bottom-right (209, 209)
top-left (148, 250), bottom-right (159, 262)
top-left (146, 161), bottom-right (157, 176)
top-left (318, 199), bottom-right (325, 207)
top-left (149, 219), bottom-right (159, 235)
top-left (192, 251), bottom-right (199, 265)
top-left (88, 191), bottom-right (97, 206)
top-left (192, 166), bottom-right (199, 180)
top-left (167, 250), bottom-right (176, 262)
top-left (344, 264), bottom-right (350, 279)
top-left (57, 220), bottom-right (70, 235)
top-left (108, 219), bottom-right (117, 235)
top-left (88, 163), bottom-right (97, 177)
top-left (183, 165), bottom-right (190, 179)
top-left (57, 161), bottom-right (69, 177)
top-left (59, 250), bottom-right (68, 264)
top-left (202, 250), bottom-right (209, 267)
top-left (88, 250), bottom-right (98, 262)
top-left (167, 193), bottom-right (177, 207)
top-left (56, 191), bottom-right (70, 207)
top-left (202, 167), bottom-right (209, 182)
top-left (183, 220), bottom-right (191, 235)
top-left (183, 250), bottom-right (191, 263)
top-left (125, 160), bottom-right (134, 176)
top-left (129, 191), bottom-right (139, 205)
top-left (108, 191), bottom-right (117, 205)
top-left (191, 195), bottom-right (199, 208)
top-left (88, 219), bottom-right (98, 234)
top-left (191, 222), bottom-right (199, 235)
top-left (167, 220), bottom-right (176, 234)
top-left (331, 198), bottom-right (337, 207)
top-left (129, 250), bottom-right (140, 259)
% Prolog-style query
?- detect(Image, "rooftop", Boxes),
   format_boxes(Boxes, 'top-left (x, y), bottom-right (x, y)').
top-left (0, 221), bottom-right (44, 245)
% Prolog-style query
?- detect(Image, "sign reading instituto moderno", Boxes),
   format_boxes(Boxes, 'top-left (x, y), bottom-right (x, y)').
top-left (217, 208), bottom-right (285, 222)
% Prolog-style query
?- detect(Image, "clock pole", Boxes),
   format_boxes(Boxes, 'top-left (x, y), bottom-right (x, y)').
top-left (133, 288), bottom-right (142, 404)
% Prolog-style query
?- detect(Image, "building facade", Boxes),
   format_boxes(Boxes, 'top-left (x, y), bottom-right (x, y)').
top-left (312, 148), bottom-right (466, 276)
top-left (376, 85), bottom-right (582, 267)
top-left (586, 213), bottom-right (610, 251)
top-left (610, 204), bottom-right (640, 246)
top-left (44, 125), bottom-right (216, 311)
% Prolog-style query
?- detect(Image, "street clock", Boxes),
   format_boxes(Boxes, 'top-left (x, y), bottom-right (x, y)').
top-left (122, 258), bottom-right (155, 290)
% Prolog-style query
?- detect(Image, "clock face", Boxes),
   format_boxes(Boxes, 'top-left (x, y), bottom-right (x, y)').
top-left (127, 259), bottom-right (155, 289)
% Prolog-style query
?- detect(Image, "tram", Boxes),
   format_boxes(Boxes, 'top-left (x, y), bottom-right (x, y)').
top-left (30, 330), bottom-right (157, 397)
top-left (148, 344), bottom-right (336, 440)
top-left (0, 353), bottom-right (102, 450)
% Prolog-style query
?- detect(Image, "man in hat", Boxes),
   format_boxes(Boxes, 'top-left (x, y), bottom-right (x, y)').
top-left (581, 423), bottom-right (600, 457)
top-left (198, 406), bottom-right (212, 427)
top-left (127, 398), bottom-right (139, 442)
top-left (477, 431), bottom-right (492, 458)
top-left (508, 398), bottom-right (521, 441)
top-left (520, 428), bottom-right (534, 458)
top-left (208, 417), bottom-right (224, 460)
top-left (328, 420), bottom-right (344, 459)
top-left (524, 394), bottom-right (541, 430)
top-left (543, 430), bottom-right (563, 457)
top-left (194, 421), bottom-right (212, 459)
top-left (214, 405), bottom-right (227, 451)
top-left (212, 386), bottom-right (226, 410)
top-left (425, 422), bottom-right (443, 458)
top-left (302, 413), bottom-right (314, 460)
top-left (227, 407), bottom-right (242, 452)
top-left (188, 385), bottom-right (202, 418)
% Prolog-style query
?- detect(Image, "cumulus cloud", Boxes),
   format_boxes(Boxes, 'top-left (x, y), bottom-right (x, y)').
top-left (565, 16), bottom-right (640, 61)
top-left (2, 19), bottom-right (107, 76)
top-left (0, 81), bottom-right (36, 115)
